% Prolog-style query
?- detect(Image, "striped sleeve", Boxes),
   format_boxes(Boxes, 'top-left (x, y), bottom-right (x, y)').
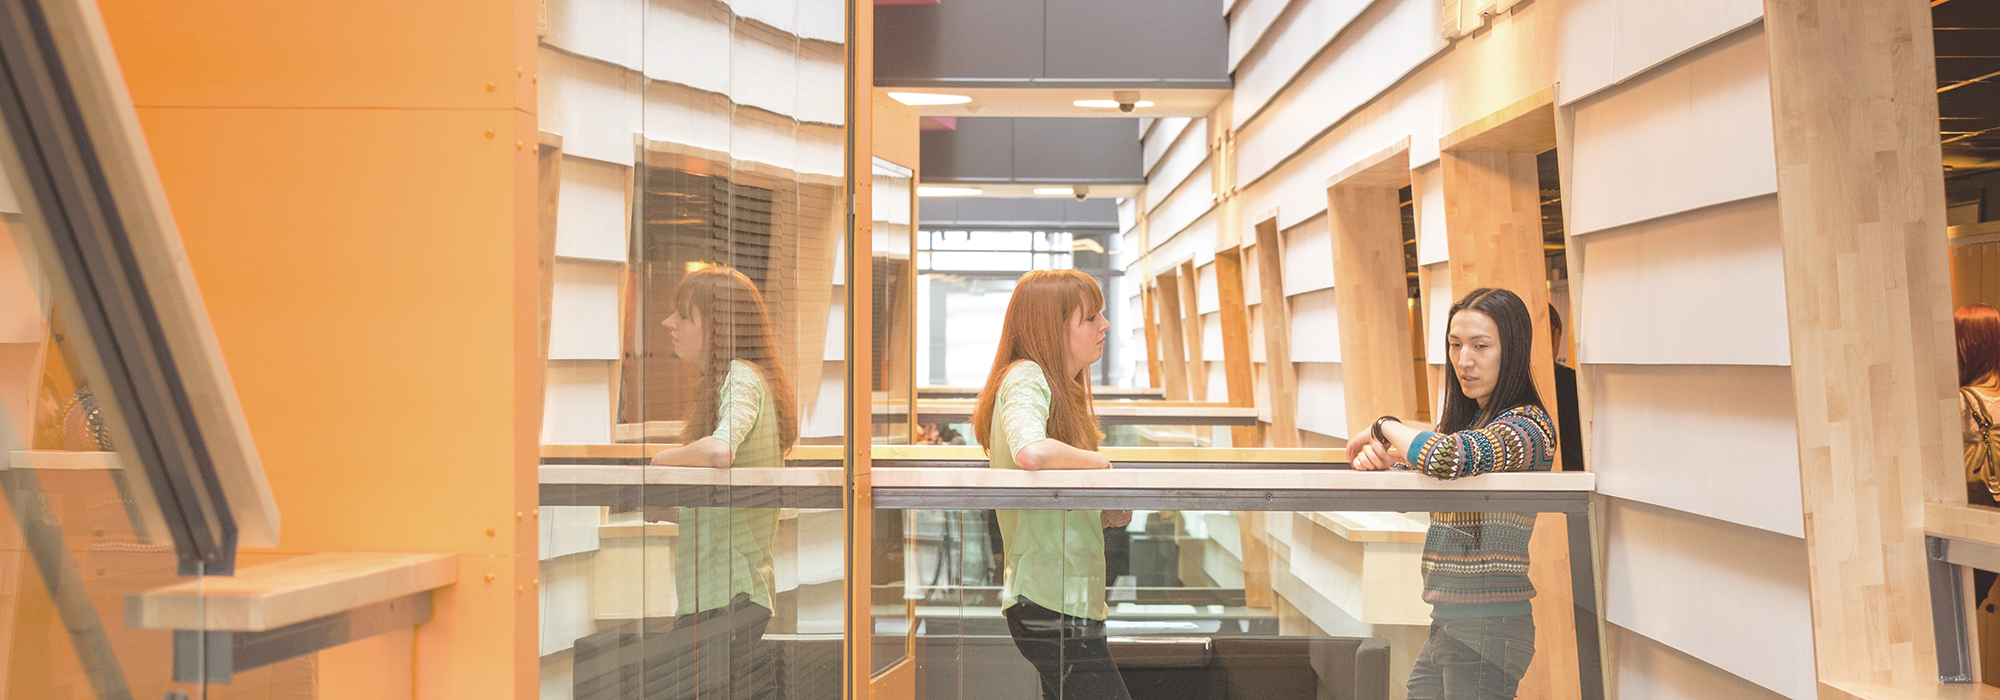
top-left (1406, 405), bottom-right (1555, 479)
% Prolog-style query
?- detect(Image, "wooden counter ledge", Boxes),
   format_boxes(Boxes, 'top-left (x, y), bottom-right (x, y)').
top-left (126, 551), bottom-right (456, 632)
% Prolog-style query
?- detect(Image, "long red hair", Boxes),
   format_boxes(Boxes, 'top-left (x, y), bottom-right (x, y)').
top-left (1960, 304), bottom-right (2000, 387)
top-left (673, 266), bottom-right (798, 452)
top-left (973, 270), bottom-right (1106, 453)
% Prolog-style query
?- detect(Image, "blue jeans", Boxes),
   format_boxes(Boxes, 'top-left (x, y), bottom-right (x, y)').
top-left (1406, 614), bottom-right (1536, 700)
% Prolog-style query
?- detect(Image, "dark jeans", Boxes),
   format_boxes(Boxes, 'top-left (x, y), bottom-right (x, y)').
top-left (1406, 614), bottom-right (1536, 700)
top-left (1003, 597), bottom-right (1133, 700)
top-left (652, 595), bottom-right (782, 700)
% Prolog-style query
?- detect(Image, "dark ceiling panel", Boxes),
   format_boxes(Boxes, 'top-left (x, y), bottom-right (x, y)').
top-left (1043, 0), bottom-right (1229, 82)
top-left (919, 118), bottom-right (1018, 181)
top-left (1934, 29), bottom-right (2000, 58)
top-left (1012, 118), bottom-right (1145, 182)
top-left (875, 0), bottom-right (1045, 82)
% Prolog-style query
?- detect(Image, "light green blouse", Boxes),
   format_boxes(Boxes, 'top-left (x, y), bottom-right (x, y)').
top-left (675, 359), bottom-right (782, 615)
top-left (989, 360), bottom-right (1108, 621)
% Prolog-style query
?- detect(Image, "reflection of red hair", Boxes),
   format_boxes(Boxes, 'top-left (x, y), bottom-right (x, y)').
top-left (1958, 304), bottom-right (2000, 387)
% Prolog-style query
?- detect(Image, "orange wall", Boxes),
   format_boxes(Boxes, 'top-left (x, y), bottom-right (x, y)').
top-left (95, 2), bottom-right (540, 698)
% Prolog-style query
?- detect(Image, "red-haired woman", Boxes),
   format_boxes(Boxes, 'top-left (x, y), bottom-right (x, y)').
top-left (1958, 304), bottom-right (2000, 614)
top-left (650, 265), bottom-right (798, 700)
top-left (972, 268), bottom-right (1131, 700)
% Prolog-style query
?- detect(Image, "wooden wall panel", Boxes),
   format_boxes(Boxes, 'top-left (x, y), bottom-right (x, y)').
top-left (1440, 147), bottom-right (1559, 419)
top-left (1141, 284), bottom-right (1165, 389)
top-left (1216, 249), bottom-right (1262, 447)
top-left (548, 262), bottom-right (622, 361)
top-left (1574, 196), bottom-right (1790, 366)
top-left (1568, 28), bottom-right (1775, 235)
top-left (1589, 364), bottom-right (1803, 537)
top-left (1603, 498), bottom-right (1815, 699)
top-left (1144, 117), bottom-right (1195, 176)
top-left (1763, 0), bottom-right (1958, 686)
top-left (540, 49), bottom-right (644, 165)
top-left (1155, 271), bottom-right (1194, 401)
top-left (1329, 146), bottom-right (1421, 437)
top-left (1179, 260), bottom-right (1210, 401)
top-left (1253, 219), bottom-right (1301, 446)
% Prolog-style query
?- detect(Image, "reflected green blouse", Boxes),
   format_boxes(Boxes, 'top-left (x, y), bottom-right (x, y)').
top-left (675, 359), bottom-right (782, 615)
top-left (989, 360), bottom-right (1108, 621)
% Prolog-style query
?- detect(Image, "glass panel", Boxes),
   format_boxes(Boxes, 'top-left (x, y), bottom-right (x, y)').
top-left (0, 120), bottom-right (212, 699)
top-left (887, 503), bottom-right (1593, 700)
top-left (538, 0), bottom-right (849, 694)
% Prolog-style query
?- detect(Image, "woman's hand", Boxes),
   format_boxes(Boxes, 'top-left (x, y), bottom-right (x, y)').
top-left (1345, 431), bottom-right (1379, 464)
top-left (1102, 510), bottom-right (1133, 528)
top-left (1350, 441), bottom-right (1398, 471)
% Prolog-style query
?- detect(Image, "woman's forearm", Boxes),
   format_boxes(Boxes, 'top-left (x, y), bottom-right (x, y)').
top-left (1014, 438), bottom-right (1112, 471)
top-left (651, 436), bottom-right (735, 468)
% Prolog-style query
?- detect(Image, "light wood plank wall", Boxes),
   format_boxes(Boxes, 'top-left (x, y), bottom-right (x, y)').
top-left (1119, 0), bottom-right (1847, 695)
top-left (1763, 0), bottom-right (1959, 693)
top-left (1327, 142), bottom-right (1421, 438)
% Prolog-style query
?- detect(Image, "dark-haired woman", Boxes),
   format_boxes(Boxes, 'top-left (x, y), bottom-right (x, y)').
top-left (973, 268), bottom-right (1132, 700)
top-left (650, 265), bottom-right (798, 700)
top-left (1346, 287), bottom-right (1555, 700)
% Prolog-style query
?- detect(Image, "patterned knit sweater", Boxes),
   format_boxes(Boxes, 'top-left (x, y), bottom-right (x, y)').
top-left (1401, 404), bottom-right (1556, 619)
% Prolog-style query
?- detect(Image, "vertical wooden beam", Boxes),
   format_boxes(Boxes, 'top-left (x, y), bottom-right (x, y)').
top-left (1251, 218), bottom-right (1300, 447)
top-left (1327, 149), bottom-right (1421, 438)
top-left (1178, 260), bottom-right (1207, 401)
top-left (1154, 269), bottom-right (1193, 402)
top-left (1763, 0), bottom-right (1956, 687)
top-left (1213, 248), bottom-right (1260, 447)
top-left (845, 0), bottom-right (875, 696)
top-left (1140, 284), bottom-right (1164, 389)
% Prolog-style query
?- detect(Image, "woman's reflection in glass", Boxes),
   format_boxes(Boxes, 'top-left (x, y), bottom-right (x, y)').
top-left (972, 269), bottom-right (1131, 700)
top-left (1347, 287), bottom-right (1555, 700)
top-left (650, 265), bottom-right (798, 700)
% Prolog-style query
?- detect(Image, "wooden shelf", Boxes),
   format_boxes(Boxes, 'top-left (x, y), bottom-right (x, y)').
top-left (1925, 503), bottom-right (2000, 548)
top-left (1823, 680), bottom-right (2000, 700)
top-left (538, 463), bottom-right (1595, 493)
top-left (126, 551), bottom-right (456, 632)
top-left (7, 450), bottom-right (121, 471)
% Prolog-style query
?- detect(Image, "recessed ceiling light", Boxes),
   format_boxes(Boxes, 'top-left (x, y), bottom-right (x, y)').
top-left (918, 186), bottom-right (983, 197)
top-left (1073, 99), bottom-right (1155, 109)
top-left (889, 92), bottom-right (973, 106)
top-left (1033, 187), bottom-right (1075, 196)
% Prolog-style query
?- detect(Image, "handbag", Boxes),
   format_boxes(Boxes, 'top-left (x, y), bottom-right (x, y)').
top-left (1964, 387), bottom-right (2000, 497)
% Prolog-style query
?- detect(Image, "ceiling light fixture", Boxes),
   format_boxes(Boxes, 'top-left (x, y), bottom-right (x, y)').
top-left (1033, 187), bottom-right (1076, 196)
top-left (917, 186), bottom-right (983, 197)
top-left (889, 92), bottom-right (973, 106)
top-left (1074, 99), bottom-right (1155, 110)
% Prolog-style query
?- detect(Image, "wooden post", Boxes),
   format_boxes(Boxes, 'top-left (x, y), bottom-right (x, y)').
top-left (1178, 260), bottom-right (1207, 401)
top-left (1154, 269), bottom-right (1193, 402)
top-left (1763, 0), bottom-right (1957, 689)
top-left (845, 0), bottom-right (876, 696)
top-left (1140, 284), bottom-right (1164, 389)
top-left (1327, 143), bottom-right (1422, 438)
top-left (1251, 218), bottom-right (1300, 447)
top-left (1214, 248), bottom-right (1261, 447)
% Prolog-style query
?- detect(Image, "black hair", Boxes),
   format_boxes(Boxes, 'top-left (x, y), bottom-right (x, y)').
top-left (1437, 288), bottom-right (1545, 433)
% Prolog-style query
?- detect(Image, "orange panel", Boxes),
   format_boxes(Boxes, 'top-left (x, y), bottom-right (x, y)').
top-left (320, 627), bottom-right (416, 700)
top-left (98, 0), bottom-right (519, 111)
top-left (414, 555), bottom-right (537, 700)
top-left (134, 106), bottom-right (529, 557)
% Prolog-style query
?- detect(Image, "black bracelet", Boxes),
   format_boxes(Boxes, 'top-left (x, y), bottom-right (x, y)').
top-left (1371, 415), bottom-right (1402, 444)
